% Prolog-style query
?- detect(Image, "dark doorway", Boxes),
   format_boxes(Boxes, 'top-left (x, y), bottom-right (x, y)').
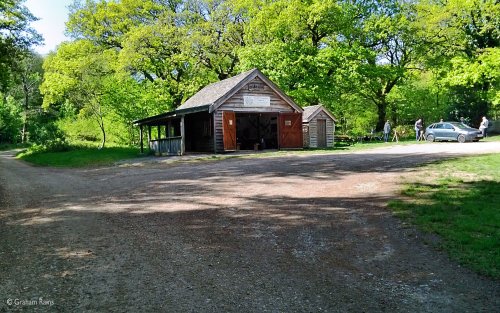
top-left (185, 112), bottom-right (213, 152)
top-left (236, 113), bottom-right (278, 150)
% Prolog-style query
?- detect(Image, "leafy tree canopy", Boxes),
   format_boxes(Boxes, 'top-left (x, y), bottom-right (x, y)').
top-left (33, 0), bottom-right (500, 146)
top-left (0, 0), bottom-right (42, 91)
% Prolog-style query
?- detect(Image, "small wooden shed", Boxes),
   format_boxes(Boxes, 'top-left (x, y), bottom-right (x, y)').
top-left (302, 105), bottom-right (336, 148)
top-left (134, 69), bottom-right (304, 155)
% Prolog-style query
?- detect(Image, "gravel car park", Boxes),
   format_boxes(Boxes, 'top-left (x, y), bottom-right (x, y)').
top-left (425, 122), bottom-right (483, 143)
top-left (1, 142), bottom-right (500, 312)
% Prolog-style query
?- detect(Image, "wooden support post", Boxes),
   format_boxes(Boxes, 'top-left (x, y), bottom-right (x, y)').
top-left (147, 126), bottom-right (152, 151)
top-left (139, 125), bottom-right (144, 154)
top-left (167, 120), bottom-right (172, 138)
top-left (157, 125), bottom-right (161, 140)
top-left (180, 115), bottom-right (185, 156)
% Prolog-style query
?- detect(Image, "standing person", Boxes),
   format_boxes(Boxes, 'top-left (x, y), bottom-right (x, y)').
top-left (414, 118), bottom-right (422, 141)
top-left (479, 116), bottom-right (489, 138)
top-left (383, 120), bottom-right (391, 142)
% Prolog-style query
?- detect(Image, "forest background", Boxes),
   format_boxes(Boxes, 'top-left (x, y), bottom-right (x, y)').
top-left (1, 0), bottom-right (498, 149)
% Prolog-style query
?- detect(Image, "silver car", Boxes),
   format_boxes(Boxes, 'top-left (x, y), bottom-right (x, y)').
top-left (425, 122), bottom-right (483, 143)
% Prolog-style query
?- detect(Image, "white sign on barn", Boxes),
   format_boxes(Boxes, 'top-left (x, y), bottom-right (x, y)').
top-left (243, 96), bottom-right (271, 107)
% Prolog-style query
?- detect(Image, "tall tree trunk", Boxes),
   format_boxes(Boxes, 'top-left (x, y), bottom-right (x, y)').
top-left (375, 98), bottom-right (387, 132)
top-left (92, 100), bottom-right (106, 150)
top-left (98, 119), bottom-right (106, 149)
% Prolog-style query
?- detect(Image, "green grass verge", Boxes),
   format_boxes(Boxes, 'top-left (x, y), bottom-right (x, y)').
top-left (483, 134), bottom-right (500, 142)
top-left (17, 146), bottom-right (142, 168)
top-left (389, 154), bottom-right (500, 278)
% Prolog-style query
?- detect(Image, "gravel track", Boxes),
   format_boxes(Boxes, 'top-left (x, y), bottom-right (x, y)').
top-left (1, 142), bottom-right (499, 312)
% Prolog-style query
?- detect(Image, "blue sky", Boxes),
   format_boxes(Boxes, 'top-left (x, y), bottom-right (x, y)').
top-left (25, 0), bottom-right (74, 55)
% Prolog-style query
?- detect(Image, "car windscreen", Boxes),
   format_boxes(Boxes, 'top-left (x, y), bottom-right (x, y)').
top-left (451, 123), bottom-right (468, 129)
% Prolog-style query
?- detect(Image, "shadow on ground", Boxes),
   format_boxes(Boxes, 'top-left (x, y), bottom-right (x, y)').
top-left (1, 151), bottom-right (499, 312)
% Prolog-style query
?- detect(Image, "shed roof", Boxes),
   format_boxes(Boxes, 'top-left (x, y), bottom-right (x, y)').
top-left (133, 105), bottom-right (210, 126)
top-left (177, 68), bottom-right (302, 113)
top-left (302, 105), bottom-right (337, 123)
top-left (134, 68), bottom-right (302, 126)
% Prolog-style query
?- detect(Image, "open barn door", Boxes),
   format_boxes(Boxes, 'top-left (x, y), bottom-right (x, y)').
top-left (279, 113), bottom-right (303, 148)
top-left (223, 111), bottom-right (237, 151)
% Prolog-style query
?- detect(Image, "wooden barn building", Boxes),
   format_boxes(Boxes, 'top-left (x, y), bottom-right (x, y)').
top-left (134, 69), bottom-right (303, 155)
top-left (302, 105), bottom-right (336, 148)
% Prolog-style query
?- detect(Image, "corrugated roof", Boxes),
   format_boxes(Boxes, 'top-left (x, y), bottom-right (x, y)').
top-left (177, 68), bottom-right (258, 111)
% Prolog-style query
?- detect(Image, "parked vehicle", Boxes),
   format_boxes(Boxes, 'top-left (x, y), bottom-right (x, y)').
top-left (425, 122), bottom-right (483, 143)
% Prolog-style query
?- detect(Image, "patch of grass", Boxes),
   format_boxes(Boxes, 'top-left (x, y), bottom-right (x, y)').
top-left (389, 154), bottom-right (500, 278)
top-left (17, 146), bottom-right (142, 168)
top-left (483, 134), bottom-right (500, 142)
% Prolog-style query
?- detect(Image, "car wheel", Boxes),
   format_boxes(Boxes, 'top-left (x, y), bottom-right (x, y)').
top-left (458, 134), bottom-right (466, 143)
top-left (426, 134), bottom-right (435, 142)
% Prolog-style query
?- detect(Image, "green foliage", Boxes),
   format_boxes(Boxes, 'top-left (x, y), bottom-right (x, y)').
top-left (17, 146), bottom-right (141, 168)
top-left (58, 112), bottom-right (132, 146)
top-left (0, 94), bottom-right (22, 143)
top-left (33, 0), bottom-right (499, 146)
top-left (40, 0), bottom-right (251, 147)
top-left (28, 138), bottom-right (70, 153)
top-left (415, 0), bottom-right (500, 120)
top-left (0, 4), bottom-right (44, 144)
top-left (57, 116), bottom-right (100, 142)
top-left (238, 0), bottom-right (426, 131)
top-left (387, 72), bottom-right (449, 125)
top-left (8, 51), bottom-right (45, 143)
top-left (29, 118), bottom-right (66, 145)
top-left (446, 85), bottom-right (490, 127)
top-left (389, 154), bottom-right (500, 278)
top-left (41, 40), bottom-right (119, 148)
top-left (344, 106), bottom-right (378, 137)
top-left (0, 0), bottom-right (42, 91)
top-left (393, 125), bottom-right (415, 140)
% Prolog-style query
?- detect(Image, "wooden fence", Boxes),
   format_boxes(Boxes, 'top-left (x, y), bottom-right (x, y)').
top-left (149, 137), bottom-right (182, 156)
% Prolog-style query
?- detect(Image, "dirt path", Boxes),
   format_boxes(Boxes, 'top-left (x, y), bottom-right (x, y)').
top-left (1, 142), bottom-right (499, 312)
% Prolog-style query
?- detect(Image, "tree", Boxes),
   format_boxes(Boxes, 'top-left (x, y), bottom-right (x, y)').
top-left (238, 0), bottom-right (345, 104)
top-left (41, 40), bottom-right (116, 149)
top-left (185, 0), bottom-right (247, 80)
top-left (415, 0), bottom-right (500, 123)
top-left (238, 0), bottom-right (424, 131)
top-left (66, 0), bottom-right (247, 110)
top-left (0, 0), bottom-right (42, 92)
top-left (387, 71), bottom-right (449, 125)
top-left (10, 51), bottom-right (44, 143)
top-left (0, 94), bottom-right (22, 143)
